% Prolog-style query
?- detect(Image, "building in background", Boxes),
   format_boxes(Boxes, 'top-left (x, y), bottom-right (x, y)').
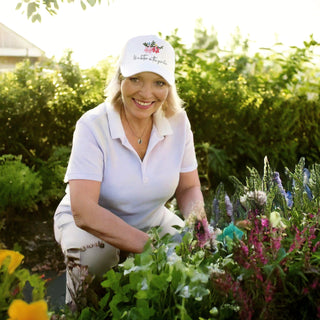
top-left (0, 22), bottom-right (45, 72)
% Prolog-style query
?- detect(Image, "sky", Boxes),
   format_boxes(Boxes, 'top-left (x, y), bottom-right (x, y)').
top-left (0, 0), bottom-right (320, 68)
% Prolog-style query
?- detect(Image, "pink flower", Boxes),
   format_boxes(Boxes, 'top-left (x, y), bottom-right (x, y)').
top-left (313, 241), bottom-right (320, 252)
top-left (264, 281), bottom-right (274, 303)
top-left (195, 218), bottom-right (212, 248)
top-left (261, 218), bottom-right (269, 228)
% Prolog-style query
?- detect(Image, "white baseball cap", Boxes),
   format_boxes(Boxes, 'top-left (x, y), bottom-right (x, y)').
top-left (119, 35), bottom-right (175, 85)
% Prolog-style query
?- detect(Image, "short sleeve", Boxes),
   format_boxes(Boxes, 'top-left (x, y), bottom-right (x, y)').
top-left (64, 120), bottom-right (104, 182)
top-left (180, 116), bottom-right (198, 173)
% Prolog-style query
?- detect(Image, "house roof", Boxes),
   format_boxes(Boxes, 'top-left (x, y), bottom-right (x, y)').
top-left (0, 22), bottom-right (45, 57)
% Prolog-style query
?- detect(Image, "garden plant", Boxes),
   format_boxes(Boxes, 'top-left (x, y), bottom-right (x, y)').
top-left (62, 157), bottom-right (318, 320)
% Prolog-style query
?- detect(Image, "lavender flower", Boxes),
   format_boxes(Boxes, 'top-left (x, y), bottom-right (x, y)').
top-left (303, 168), bottom-right (313, 200)
top-left (225, 194), bottom-right (234, 222)
top-left (273, 172), bottom-right (287, 198)
top-left (211, 197), bottom-right (220, 227)
top-left (286, 191), bottom-right (293, 208)
top-left (274, 172), bottom-right (293, 207)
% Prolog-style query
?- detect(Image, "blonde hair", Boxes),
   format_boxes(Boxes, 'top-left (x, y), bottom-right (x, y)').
top-left (105, 67), bottom-right (184, 117)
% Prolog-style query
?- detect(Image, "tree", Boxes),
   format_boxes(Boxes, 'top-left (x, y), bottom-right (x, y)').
top-left (14, 0), bottom-right (111, 22)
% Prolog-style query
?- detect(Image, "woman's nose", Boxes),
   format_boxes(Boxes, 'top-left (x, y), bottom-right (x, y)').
top-left (138, 81), bottom-right (153, 99)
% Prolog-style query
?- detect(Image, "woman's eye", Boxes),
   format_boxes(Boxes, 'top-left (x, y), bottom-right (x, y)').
top-left (156, 81), bottom-right (166, 87)
top-left (129, 77), bottom-right (139, 83)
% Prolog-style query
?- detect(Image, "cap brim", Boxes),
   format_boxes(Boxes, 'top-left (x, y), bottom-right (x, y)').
top-left (120, 62), bottom-right (174, 85)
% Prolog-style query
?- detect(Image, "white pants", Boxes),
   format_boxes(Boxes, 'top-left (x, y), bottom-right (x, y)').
top-left (54, 206), bottom-right (184, 304)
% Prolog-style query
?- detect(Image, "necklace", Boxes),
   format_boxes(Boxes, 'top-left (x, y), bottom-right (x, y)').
top-left (123, 110), bottom-right (151, 144)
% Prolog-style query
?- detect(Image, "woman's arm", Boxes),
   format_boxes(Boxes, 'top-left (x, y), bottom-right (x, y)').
top-left (69, 179), bottom-right (149, 253)
top-left (175, 169), bottom-right (206, 220)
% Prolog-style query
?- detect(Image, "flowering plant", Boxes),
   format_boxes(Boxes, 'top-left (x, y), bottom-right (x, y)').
top-left (0, 249), bottom-right (47, 319)
top-left (210, 157), bottom-right (320, 319)
top-left (77, 157), bottom-right (320, 320)
top-left (7, 299), bottom-right (49, 320)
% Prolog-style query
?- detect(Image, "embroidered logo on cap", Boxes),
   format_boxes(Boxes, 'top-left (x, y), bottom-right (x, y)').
top-left (143, 41), bottom-right (164, 54)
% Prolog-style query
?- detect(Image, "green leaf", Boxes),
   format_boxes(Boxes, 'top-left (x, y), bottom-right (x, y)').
top-left (78, 307), bottom-right (93, 320)
top-left (80, 0), bottom-right (86, 9)
top-left (87, 0), bottom-right (96, 6)
top-left (150, 273), bottom-right (169, 291)
top-left (53, 0), bottom-right (59, 9)
top-left (31, 13), bottom-right (41, 23)
top-left (101, 269), bottom-right (122, 291)
top-left (176, 304), bottom-right (193, 320)
top-left (15, 2), bottom-right (23, 10)
top-left (27, 2), bottom-right (37, 18)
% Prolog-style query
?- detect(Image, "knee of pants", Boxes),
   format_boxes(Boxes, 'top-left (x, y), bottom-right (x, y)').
top-left (65, 243), bottom-right (120, 280)
top-left (80, 243), bottom-right (120, 278)
top-left (57, 217), bottom-right (120, 278)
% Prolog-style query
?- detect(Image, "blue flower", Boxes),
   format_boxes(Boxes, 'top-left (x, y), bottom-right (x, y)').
top-left (303, 168), bottom-right (313, 200)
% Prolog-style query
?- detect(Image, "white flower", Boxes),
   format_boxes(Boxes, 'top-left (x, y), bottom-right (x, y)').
top-left (270, 211), bottom-right (286, 229)
top-left (247, 190), bottom-right (267, 206)
top-left (180, 285), bottom-right (190, 298)
top-left (140, 278), bottom-right (148, 290)
top-left (240, 195), bottom-right (247, 207)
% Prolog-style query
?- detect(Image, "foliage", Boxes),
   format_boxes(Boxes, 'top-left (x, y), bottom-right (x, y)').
top-left (166, 29), bottom-right (320, 191)
top-left (0, 249), bottom-right (47, 319)
top-left (71, 158), bottom-right (320, 319)
top-left (0, 52), bottom-right (111, 209)
top-left (0, 54), bottom-right (107, 165)
top-left (1, 27), bottom-right (320, 208)
top-left (15, 0), bottom-right (108, 22)
top-left (0, 155), bottom-right (42, 216)
top-left (36, 146), bottom-right (70, 206)
top-left (209, 157), bottom-right (320, 319)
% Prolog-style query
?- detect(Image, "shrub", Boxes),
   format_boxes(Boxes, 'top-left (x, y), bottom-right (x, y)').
top-left (0, 53), bottom-right (107, 167)
top-left (36, 146), bottom-right (70, 206)
top-left (0, 155), bottom-right (42, 216)
top-left (167, 31), bottom-right (320, 190)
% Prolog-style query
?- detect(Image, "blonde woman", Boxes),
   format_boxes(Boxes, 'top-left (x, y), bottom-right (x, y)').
top-left (54, 34), bottom-right (206, 304)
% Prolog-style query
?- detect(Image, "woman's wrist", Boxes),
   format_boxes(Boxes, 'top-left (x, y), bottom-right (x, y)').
top-left (185, 200), bottom-right (207, 226)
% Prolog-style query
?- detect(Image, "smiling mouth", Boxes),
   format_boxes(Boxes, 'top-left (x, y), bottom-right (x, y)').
top-left (133, 99), bottom-right (154, 107)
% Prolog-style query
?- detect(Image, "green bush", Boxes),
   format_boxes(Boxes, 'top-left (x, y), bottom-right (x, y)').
top-left (36, 146), bottom-right (70, 206)
top-left (1, 28), bottom-right (320, 207)
top-left (0, 155), bottom-right (42, 215)
top-left (0, 52), bottom-right (108, 166)
top-left (167, 30), bottom-right (320, 190)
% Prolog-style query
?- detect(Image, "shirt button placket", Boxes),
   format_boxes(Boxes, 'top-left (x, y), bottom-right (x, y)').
top-left (141, 159), bottom-right (149, 184)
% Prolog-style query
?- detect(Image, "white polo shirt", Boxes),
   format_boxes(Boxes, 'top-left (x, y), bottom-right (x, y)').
top-left (56, 102), bottom-right (197, 230)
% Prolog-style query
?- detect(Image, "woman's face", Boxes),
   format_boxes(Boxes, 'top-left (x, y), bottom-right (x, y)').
top-left (121, 72), bottom-right (169, 120)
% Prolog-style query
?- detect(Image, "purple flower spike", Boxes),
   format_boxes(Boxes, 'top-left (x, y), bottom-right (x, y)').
top-left (225, 194), bottom-right (234, 222)
top-left (212, 197), bottom-right (220, 227)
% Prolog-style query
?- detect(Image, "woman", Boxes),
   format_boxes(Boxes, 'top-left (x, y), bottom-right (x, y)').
top-left (54, 34), bottom-right (206, 304)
